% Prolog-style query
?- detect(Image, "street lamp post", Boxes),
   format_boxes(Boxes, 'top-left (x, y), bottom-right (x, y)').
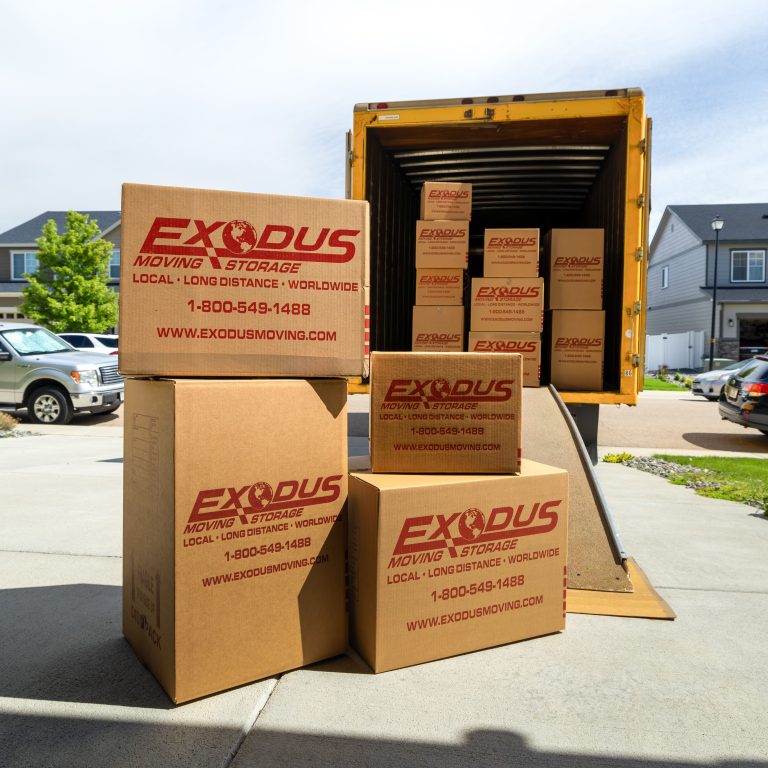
top-left (708, 216), bottom-right (724, 371)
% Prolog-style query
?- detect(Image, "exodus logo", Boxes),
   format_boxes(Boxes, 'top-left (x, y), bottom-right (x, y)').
top-left (419, 275), bottom-right (461, 285)
top-left (488, 237), bottom-right (537, 247)
top-left (392, 501), bottom-right (561, 559)
top-left (415, 334), bottom-right (462, 343)
top-left (419, 228), bottom-right (467, 239)
top-left (428, 190), bottom-right (470, 199)
top-left (554, 257), bottom-right (601, 267)
top-left (384, 378), bottom-right (514, 408)
top-left (473, 340), bottom-right (537, 353)
top-left (555, 337), bottom-right (602, 349)
top-left (137, 217), bottom-right (360, 270)
top-left (476, 285), bottom-right (540, 298)
top-left (186, 475), bottom-right (343, 528)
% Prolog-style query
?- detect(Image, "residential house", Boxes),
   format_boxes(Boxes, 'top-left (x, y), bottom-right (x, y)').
top-left (647, 203), bottom-right (768, 361)
top-left (0, 211), bottom-right (121, 321)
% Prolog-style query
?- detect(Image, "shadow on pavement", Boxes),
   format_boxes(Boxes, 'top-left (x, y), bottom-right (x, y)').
top-left (1, 717), bottom-right (767, 768)
top-left (682, 432), bottom-right (768, 453)
top-left (0, 583), bottom-right (171, 709)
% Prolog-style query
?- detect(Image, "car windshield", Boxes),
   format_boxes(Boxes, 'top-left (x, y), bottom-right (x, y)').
top-left (724, 358), bottom-right (754, 371)
top-left (0, 327), bottom-right (72, 355)
top-left (96, 336), bottom-right (119, 348)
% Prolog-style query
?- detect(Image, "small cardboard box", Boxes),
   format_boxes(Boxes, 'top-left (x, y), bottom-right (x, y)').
top-left (420, 181), bottom-right (472, 221)
top-left (468, 332), bottom-right (541, 387)
top-left (545, 229), bottom-right (604, 310)
top-left (470, 277), bottom-right (544, 333)
top-left (415, 220), bottom-right (469, 269)
top-left (120, 183), bottom-right (368, 377)
top-left (348, 461), bottom-right (568, 673)
top-left (484, 228), bottom-right (539, 277)
top-left (549, 310), bottom-right (605, 391)
top-left (370, 351), bottom-right (522, 474)
top-left (412, 306), bottom-right (464, 351)
top-left (415, 269), bottom-right (464, 306)
top-left (123, 378), bottom-right (348, 703)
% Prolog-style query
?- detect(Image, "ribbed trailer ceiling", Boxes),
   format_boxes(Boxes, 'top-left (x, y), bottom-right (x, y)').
top-left (392, 145), bottom-right (610, 211)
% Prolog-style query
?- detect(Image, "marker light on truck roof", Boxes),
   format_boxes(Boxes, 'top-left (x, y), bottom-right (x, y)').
top-left (376, 103), bottom-right (389, 110)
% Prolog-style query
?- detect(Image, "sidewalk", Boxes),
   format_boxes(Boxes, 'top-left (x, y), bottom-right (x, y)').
top-left (1, 427), bottom-right (767, 767)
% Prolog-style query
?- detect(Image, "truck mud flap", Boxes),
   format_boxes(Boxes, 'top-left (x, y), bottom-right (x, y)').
top-left (523, 386), bottom-right (633, 593)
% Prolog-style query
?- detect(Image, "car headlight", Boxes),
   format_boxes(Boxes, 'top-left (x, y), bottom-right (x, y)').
top-left (71, 369), bottom-right (99, 388)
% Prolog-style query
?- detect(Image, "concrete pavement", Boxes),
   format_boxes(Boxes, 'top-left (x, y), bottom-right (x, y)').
top-left (1, 416), bottom-right (767, 766)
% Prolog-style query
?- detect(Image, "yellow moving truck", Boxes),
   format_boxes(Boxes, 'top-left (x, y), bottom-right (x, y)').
top-left (346, 88), bottom-right (651, 423)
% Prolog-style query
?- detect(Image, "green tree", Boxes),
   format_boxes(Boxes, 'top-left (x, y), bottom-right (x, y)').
top-left (19, 211), bottom-right (119, 333)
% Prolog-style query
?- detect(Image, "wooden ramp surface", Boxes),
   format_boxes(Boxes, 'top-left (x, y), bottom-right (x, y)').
top-left (522, 387), bottom-right (633, 593)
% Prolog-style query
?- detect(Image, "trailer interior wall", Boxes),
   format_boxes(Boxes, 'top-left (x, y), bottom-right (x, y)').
top-left (363, 113), bottom-right (634, 394)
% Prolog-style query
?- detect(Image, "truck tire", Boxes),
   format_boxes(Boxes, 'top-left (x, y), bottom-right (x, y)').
top-left (28, 386), bottom-right (74, 425)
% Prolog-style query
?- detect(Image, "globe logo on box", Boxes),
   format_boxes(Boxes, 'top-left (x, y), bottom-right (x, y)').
top-left (222, 220), bottom-right (259, 254)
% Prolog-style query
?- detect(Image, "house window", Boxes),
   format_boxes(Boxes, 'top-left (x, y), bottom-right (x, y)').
top-left (661, 265), bottom-right (669, 289)
top-left (11, 251), bottom-right (38, 280)
top-left (110, 249), bottom-right (120, 280)
top-left (731, 250), bottom-right (765, 283)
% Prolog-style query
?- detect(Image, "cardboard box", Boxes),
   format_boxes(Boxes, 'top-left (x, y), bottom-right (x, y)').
top-left (412, 306), bottom-right (464, 351)
top-left (123, 378), bottom-right (348, 703)
top-left (370, 351), bottom-right (522, 474)
top-left (415, 220), bottom-right (469, 269)
top-left (545, 229), bottom-right (604, 309)
top-left (468, 332), bottom-right (541, 387)
top-left (420, 181), bottom-right (472, 221)
top-left (415, 269), bottom-right (464, 306)
top-left (348, 461), bottom-right (568, 673)
top-left (484, 228), bottom-right (539, 277)
top-left (119, 183), bottom-right (368, 377)
top-left (549, 310), bottom-right (605, 391)
top-left (470, 277), bottom-right (544, 333)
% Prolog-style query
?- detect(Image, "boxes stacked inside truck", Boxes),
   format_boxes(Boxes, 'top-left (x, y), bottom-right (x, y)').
top-left (120, 183), bottom-right (367, 702)
top-left (412, 182), bottom-right (471, 351)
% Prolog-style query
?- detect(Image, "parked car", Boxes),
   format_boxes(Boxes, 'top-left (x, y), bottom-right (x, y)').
top-left (0, 322), bottom-right (124, 425)
top-left (58, 332), bottom-right (119, 355)
top-left (718, 355), bottom-right (768, 436)
top-left (691, 358), bottom-right (757, 401)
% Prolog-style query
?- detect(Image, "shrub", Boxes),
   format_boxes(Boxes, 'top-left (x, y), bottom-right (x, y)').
top-left (0, 412), bottom-right (19, 436)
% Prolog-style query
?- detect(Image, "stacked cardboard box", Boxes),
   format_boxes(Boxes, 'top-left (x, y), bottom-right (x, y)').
top-left (413, 182), bottom-right (471, 352)
top-left (120, 183), bottom-right (368, 702)
top-left (544, 229), bottom-right (605, 391)
top-left (468, 228), bottom-right (543, 386)
top-left (348, 351), bottom-right (569, 673)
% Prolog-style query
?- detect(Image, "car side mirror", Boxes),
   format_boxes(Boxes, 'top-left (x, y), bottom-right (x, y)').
top-left (0, 351), bottom-right (11, 361)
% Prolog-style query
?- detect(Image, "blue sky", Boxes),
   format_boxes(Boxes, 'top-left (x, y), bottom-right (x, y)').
top-left (1, 0), bottom-right (766, 238)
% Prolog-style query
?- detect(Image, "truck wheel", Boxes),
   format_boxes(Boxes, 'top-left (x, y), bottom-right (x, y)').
top-left (28, 387), bottom-right (74, 425)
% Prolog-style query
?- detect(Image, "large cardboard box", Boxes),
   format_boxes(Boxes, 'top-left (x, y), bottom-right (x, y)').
top-left (123, 378), bottom-right (348, 703)
top-left (468, 332), bottom-right (541, 387)
top-left (549, 310), bottom-right (605, 391)
top-left (349, 462), bottom-right (568, 673)
top-left (415, 220), bottom-right (469, 269)
top-left (415, 268), bottom-right (464, 306)
top-left (370, 352), bottom-right (522, 474)
top-left (545, 228), bottom-right (604, 309)
top-left (420, 181), bottom-right (472, 221)
top-left (470, 277), bottom-right (544, 333)
top-left (120, 183), bottom-right (368, 377)
top-left (484, 228), bottom-right (539, 277)
top-left (412, 305), bottom-right (464, 351)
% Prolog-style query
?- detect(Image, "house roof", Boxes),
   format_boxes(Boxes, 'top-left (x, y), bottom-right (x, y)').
top-left (0, 211), bottom-right (121, 246)
top-left (668, 203), bottom-right (768, 243)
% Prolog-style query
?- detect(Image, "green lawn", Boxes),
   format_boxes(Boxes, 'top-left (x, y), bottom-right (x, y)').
top-left (643, 376), bottom-right (683, 391)
top-left (654, 454), bottom-right (768, 510)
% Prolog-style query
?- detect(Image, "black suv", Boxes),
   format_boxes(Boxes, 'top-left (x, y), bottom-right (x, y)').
top-left (718, 355), bottom-right (768, 436)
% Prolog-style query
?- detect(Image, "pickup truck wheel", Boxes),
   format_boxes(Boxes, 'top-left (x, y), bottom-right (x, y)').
top-left (28, 387), bottom-right (74, 425)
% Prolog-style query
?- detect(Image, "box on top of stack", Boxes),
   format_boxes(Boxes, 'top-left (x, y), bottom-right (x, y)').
top-left (119, 183), bottom-right (368, 378)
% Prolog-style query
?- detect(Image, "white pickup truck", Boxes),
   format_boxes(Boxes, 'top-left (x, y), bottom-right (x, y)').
top-left (0, 322), bottom-right (124, 424)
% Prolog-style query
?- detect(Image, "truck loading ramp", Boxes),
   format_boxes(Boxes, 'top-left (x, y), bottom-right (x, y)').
top-left (523, 386), bottom-right (674, 619)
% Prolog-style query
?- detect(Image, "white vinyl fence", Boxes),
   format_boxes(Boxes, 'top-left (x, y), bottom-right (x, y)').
top-left (645, 331), bottom-right (706, 372)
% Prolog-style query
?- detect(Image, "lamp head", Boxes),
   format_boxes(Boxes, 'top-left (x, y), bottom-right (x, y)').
top-left (711, 216), bottom-right (724, 231)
